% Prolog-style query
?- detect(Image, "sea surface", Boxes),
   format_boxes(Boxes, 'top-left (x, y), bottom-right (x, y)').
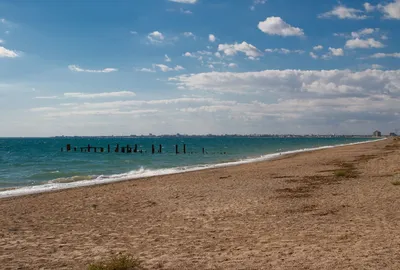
top-left (0, 136), bottom-right (376, 197)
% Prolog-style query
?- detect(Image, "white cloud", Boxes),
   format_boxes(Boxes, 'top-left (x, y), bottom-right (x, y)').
top-left (381, 34), bottom-right (389, 40)
top-left (218, 41), bottom-right (262, 59)
top-left (369, 52), bottom-right (400, 58)
top-left (364, 3), bottom-right (375, 12)
top-left (168, 0), bottom-right (197, 3)
top-left (265, 48), bottom-right (304, 54)
top-left (378, 0), bottom-right (400, 19)
top-left (183, 32), bottom-right (196, 39)
top-left (258, 17), bottom-right (304, 37)
top-left (371, 64), bottom-right (384, 69)
top-left (183, 52), bottom-right (194, 57)
top-left (165, 54), bottom-right (172, 62)
top-left (147, 31), bottom-right (165, 44)
top-left (250, 0), bottom-right (267, 11)
top-left (0, 39), bottom-right (3, 44)
top-left (310, 52), bottom-right (318, 59)
top-left (169, 69), bottom-right (400, 97)
top-left (345, 38), bottom-right (385, 49)
top-left (328, 47), bottom-right (344, 56)
top-left (63, 91), bottom-right (136, 99)
top-left (137, 68), bottom-right (156, 73)
top-left (179, 8), bottom-right (192, 14)
top-left (319, 5), bottom-right (367, 20)
top-left (130, 31), bottom-right (138, 35)
top-left (34, 96), bottom-right (58, 99)
top-left (209, 34), bottom-right (216, 42)
top-left (68, 65), bottom-right (118, 73)
top-left (227, 63), bottom-right (237, 68)
top-left (351, 28), bottom-right (377, 38)
top-left (154, 64), bottom-right (185, 72)
top-left (313, 45), bottom-right (323, 50)
top-left (30, 107), bottom-right (57, 112)
top-left (0, 46), bottom-right (19, 58)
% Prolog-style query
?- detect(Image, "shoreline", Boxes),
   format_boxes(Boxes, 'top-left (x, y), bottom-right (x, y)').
top-left (0, 138), bottom-right (383, 199)
top-left (0, 137), bottom-right (399, 269)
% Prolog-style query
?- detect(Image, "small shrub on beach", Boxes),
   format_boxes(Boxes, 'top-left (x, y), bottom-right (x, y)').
top-left (334, 170), bottom-right (347, 177)
top-left (88, 254), bottom-right (145, 270)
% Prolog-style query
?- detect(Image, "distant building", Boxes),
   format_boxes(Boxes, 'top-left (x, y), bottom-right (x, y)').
top-left (373, 130), bottom-right (382, 137)
top-left (389, 132), bottom-right (397, 137)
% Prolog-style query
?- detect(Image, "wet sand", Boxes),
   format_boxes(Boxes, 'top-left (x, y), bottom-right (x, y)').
top-left (0, 138), bottom-right (399, 269)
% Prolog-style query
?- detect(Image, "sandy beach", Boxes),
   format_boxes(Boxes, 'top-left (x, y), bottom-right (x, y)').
top-left (0, 138), bottom-right (399, 269)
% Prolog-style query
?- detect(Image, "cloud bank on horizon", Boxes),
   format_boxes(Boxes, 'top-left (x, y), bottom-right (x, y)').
top-left (0, 0), bottom-right (399, 136)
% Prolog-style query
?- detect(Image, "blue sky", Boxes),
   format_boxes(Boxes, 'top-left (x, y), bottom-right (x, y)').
top-left (0, 0), bottom-right (399, 136)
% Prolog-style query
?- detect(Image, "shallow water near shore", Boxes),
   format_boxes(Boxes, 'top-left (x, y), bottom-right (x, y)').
top-left (0, 136), bottom-right (376, 197)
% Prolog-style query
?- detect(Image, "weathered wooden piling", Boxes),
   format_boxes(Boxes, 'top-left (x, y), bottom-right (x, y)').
top-left (175, 144), bottom-right (179, 154)
top-left (66, 144), bottom-right (71, 151)
top-left (74, 147), bottom-right (77, 152)
top-left (159, 144), bottom-right (162, 153)
top-left (183, 144), bottom-right (186, 154)
top-left (115, 144), bottom-right (119, 153)
top-left (88, 144), bottom-right (91, 152)
top-left (134, 144), bottom-right (138, 153)
top-left (152, 144), bottom-right (155, 154)
top-left (107, 144), bottom-right (110, 153)
top-left (202, 147), bottom-right (205, 154)
top-left (127, 145), bottom-right (132, 153)
top-left (121, 147), bottom-right (125, 153)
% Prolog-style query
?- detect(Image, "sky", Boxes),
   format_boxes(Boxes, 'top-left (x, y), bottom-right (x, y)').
top-left (0, 0), bottom-right (399, 137)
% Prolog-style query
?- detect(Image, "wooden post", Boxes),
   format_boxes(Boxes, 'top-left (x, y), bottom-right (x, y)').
top-left (74, 147), bottom-right (77, 152)
top-left (101, 147), bottom-right (104, 152)
top-left (202, 147), bottom-right (205, 154)
top-left (94, 147), bottom-right (97, 153)
top-left (183, 144), bottom-right (186, 154)
top-left (121, 147), bottom-right (125, 153)
top-left (127, 145), bottom-right (131, 153)
top-left (152, 144), bottom-right (155, 154)
top-left (66, 144), bottom-right (71, 151)
top-left (159, 144), bottom-right (162, 153)
top-left (176, 144), bottom-right (179, 154)
top-left (108, 144), bottom-right (110, 153)
top-left (115, 144), bottom-right (119, 153)
top-left (134, 144), bottom-right (137, 153)
top-left (88, 144), bottom-right (91, 152)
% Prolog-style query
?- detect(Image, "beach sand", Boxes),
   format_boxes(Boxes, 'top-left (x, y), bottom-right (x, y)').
top-left (0, 138), bottom-right (399, 269)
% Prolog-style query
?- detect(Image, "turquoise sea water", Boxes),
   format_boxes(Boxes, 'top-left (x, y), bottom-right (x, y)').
top-left (0, 136), bottom-right (375, 197)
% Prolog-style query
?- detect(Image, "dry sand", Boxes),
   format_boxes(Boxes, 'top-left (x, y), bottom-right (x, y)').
top-left (0, 138), bottom-right (399, 270)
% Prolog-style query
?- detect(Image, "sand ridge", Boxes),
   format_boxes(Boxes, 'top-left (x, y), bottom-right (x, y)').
top-left (0, 138), bottom-right (399, 269)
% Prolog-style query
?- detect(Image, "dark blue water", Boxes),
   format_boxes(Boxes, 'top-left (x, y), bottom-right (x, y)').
top-left (0, 137), bottom-right (374, 194)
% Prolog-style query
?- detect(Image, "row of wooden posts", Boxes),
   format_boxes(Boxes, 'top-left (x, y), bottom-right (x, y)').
top-left (62, 144), bottom-right (208, 154)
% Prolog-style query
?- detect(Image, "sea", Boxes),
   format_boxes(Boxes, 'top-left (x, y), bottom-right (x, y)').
top-left (0, 136), bottom-right (377, 198)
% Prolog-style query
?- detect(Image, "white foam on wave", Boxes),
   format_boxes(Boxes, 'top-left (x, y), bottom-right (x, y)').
top-left (0, 138), bottom-right (385, 199)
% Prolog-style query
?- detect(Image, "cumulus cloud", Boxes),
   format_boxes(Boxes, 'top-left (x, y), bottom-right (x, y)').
top-left (310, 52), bottom-right (318, 59)
top-left (313, 45), bottom-right (323, 50)
top-left (265, 48), bottom-right (304, 54)
top-left (153, 64), bottom-right (185, 72)
top-left (147, 31), bottom-right (165, 44)
top-left (345, 38), bottom-right (385, 49)
top-left (218, 41), bottom-right (262, 59)
top-left (63, 91), bottom-right (136, 99)
top-left (209, 34), bottom-right (216, 42)
top-left (258, 17), bottom-right (304, 37)
top-left (351, 28), bottom-right (377, 38)
top-left (137, 68), bottom-right (156, 73)
top-left (364, 2), bottom-right (376, 12)
top-left (319, 5), bottom-right (367, 20)
top-left (328, 47), bottom-right (344, 56)
top-left (0, 46), bottom-right (19, 58)
top-left (165, 54), bottom-right (172, 62)
top-left (228, 63), bottom-right (238, 68)
top-left (378, 0), bottom-right (400, 19)
top-left (68, 65), bottom-right (118, 73)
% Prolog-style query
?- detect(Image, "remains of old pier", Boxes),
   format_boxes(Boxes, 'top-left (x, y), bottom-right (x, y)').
top-left (61, 143), bottom-right (226, 155)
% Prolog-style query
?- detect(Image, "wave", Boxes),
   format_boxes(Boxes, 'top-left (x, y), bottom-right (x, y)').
top-left (0, 138), bottom-right (385, 199)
